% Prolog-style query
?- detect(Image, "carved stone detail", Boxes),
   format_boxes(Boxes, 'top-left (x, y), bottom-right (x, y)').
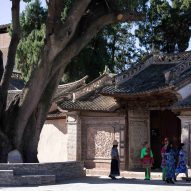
top-left (87, 126), bottom-right (118, 159)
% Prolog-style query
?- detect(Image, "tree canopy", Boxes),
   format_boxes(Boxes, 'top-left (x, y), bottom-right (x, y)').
top-left (135, 0), bottom-right (191, 53)
top-left (16, 0), bottom-right (144, 83)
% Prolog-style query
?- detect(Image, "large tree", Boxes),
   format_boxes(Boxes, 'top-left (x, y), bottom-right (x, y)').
top-left (0, 0), bottom-right (144, 162)
top-left (16, 1), bottom-right (143, 84)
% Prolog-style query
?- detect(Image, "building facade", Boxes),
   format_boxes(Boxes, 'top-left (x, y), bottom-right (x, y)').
top-left (38, 52), bottom-right (191, 170)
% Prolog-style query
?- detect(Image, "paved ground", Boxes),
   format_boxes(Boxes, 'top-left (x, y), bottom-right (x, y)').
top-left (1, 176), bottom-right (191, 191)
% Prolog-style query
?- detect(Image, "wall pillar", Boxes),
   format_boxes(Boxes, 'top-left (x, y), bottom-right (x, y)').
top-left (67, 112), bottom-right (81, 161)
top-left (178, 115), bottom-right (191, 167)
top-left (128, 109), bottom-right (150, 169)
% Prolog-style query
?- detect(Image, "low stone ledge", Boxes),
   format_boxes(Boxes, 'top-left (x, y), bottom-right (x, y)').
top-left (0, 161), bottom-right (85, 182)
top-left (0, 170), bottom-right (13, 177)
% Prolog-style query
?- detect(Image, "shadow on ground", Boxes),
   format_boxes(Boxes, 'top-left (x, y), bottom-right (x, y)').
top-left (60, 176), bottom-right (191, 187)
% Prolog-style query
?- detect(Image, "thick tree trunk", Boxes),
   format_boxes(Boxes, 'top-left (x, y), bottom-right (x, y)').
top-left (0, 95), bottom-right (20, 162)
top-left (21, 66), bottom-right (65, 162)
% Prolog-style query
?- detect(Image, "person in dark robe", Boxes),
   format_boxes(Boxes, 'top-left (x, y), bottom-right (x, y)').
top-left (109, 140), bottom-right (120, 180)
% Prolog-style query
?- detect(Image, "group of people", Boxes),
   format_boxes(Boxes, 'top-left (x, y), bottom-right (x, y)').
top-left (160, 138), bottom-right (189, 183)
top-left (109, 138), bottom-right (189, 183)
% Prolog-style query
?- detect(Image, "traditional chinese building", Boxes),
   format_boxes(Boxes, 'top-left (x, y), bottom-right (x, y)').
top-left (38, 51), bottom-right (191, 171)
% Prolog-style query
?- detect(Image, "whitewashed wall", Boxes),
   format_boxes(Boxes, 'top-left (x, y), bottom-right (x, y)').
top-left (38, 118), bottom-right (68, 162)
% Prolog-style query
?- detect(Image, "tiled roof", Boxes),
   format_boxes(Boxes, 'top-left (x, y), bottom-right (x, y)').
top-left (56, 52), bottom-right (191, 112)
top-left (102, 64), bottom-right (175, 95)
top-left (47, 110), bottom-right (66, 119)
top-left (54, 76), bottom-right (87, 101)
top-left (172, 66), bottom-right (191, 86)
top-left (57, 74), bottom-right (119, 112)
top-left (172, 95), bottom-right (191, 110)
top-left (58, 95), bottom-right (119, 112)
top-left (115, 51), bottom-right (191, 85)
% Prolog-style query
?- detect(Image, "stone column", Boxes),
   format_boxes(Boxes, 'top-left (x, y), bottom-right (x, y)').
top-left (128, 109), bottom-right (150, 169)
top-left (178, 115), bottom-right (191, 167)
top-left (67, 112), bottom-right (81, 161)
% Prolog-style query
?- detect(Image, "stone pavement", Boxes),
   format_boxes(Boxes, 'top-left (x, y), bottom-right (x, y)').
top-left (0, 176), bottom-right (191, 191)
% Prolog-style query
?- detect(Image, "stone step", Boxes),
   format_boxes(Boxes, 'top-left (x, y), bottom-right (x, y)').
top-left (19, 174), bottom-right (56, 185)
top-left (0, 173), bottom-right (55, 186)
top-left (0, 170), bottom-right (13, 177)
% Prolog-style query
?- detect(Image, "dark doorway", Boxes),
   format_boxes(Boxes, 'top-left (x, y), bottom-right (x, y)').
top-left (150, 110), bottom-right (181, 168)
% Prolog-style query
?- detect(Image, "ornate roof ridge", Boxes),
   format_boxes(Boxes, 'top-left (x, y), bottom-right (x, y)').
top-left (115, 51), bottom-right (191, 85)
top-left (54, 76), bottom-right (88, 101)
top-left (115, 55), bottom-right (153, 85)
top-left (163, 54), bottom-right (191, 84)
top-left (72, 73), bottom-right (114, 101)
top-left (58, 75), bottom-right (88, 89)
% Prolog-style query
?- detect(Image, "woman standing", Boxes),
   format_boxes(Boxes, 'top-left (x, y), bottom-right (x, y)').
top-left (165, 143), bottom-right (176, 184)
top-left (175, 143), bottom-right (189, 181)
top-left (161, 137), bottom-right (169, 181)
top-left (140, 141), bottom-right (154, 180)
top-left (109, 140), bottom-right (120, 180)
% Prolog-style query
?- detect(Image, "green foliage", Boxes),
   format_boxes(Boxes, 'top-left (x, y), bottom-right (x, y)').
top-left (63, 23), bottom-right (144, 82)
top-left (17, 0), bottom-right (146, 83)
top-left (16, 25), bottom-right (45, 82)
top-left (20, 0), bottom-right (47, 36)
top-left (16, 0), bottom-right (47, 82)
top-left (103, 23), bottom-right (144, 73)
top-left (63, 32), bottom-right (112, 83)
top-left (135, 0), bottom-right (191, 53)
top-left (61, 0), bottom-right (72, 22)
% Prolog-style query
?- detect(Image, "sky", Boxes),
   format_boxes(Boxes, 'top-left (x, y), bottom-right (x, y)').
top-left (0, 0), bottom-right (46, 25)
top-left (0, 0), bottom-right (190, 51)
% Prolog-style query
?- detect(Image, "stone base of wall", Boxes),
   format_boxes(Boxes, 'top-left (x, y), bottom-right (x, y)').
top-left (0, 162), bottom-right (85, 186)
top-left (85, 160), bottom-right (110, 169)
top-left (85, 160), bottom-right (126, 171)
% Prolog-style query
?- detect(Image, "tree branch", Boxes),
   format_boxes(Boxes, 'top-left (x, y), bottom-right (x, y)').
top-left (46, 0), bottom-right (91, 61)
top-left (0, 0), bottom-right (21, 115)
top-left (51, 11), bottom-right (143, 77)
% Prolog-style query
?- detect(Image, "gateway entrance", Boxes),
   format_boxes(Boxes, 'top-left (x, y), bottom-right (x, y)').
top-left (150, 110), bottom-right (181, 168)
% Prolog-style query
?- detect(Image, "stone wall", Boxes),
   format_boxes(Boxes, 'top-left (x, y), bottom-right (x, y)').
top-left (80, 112), bottom-right (126, 170)
top-left (128, 109), bottom-right (150, 169)
top-left (0, 162), bottom-right (85, 185)
top-left (38, 118), bottom-right (68, 162)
